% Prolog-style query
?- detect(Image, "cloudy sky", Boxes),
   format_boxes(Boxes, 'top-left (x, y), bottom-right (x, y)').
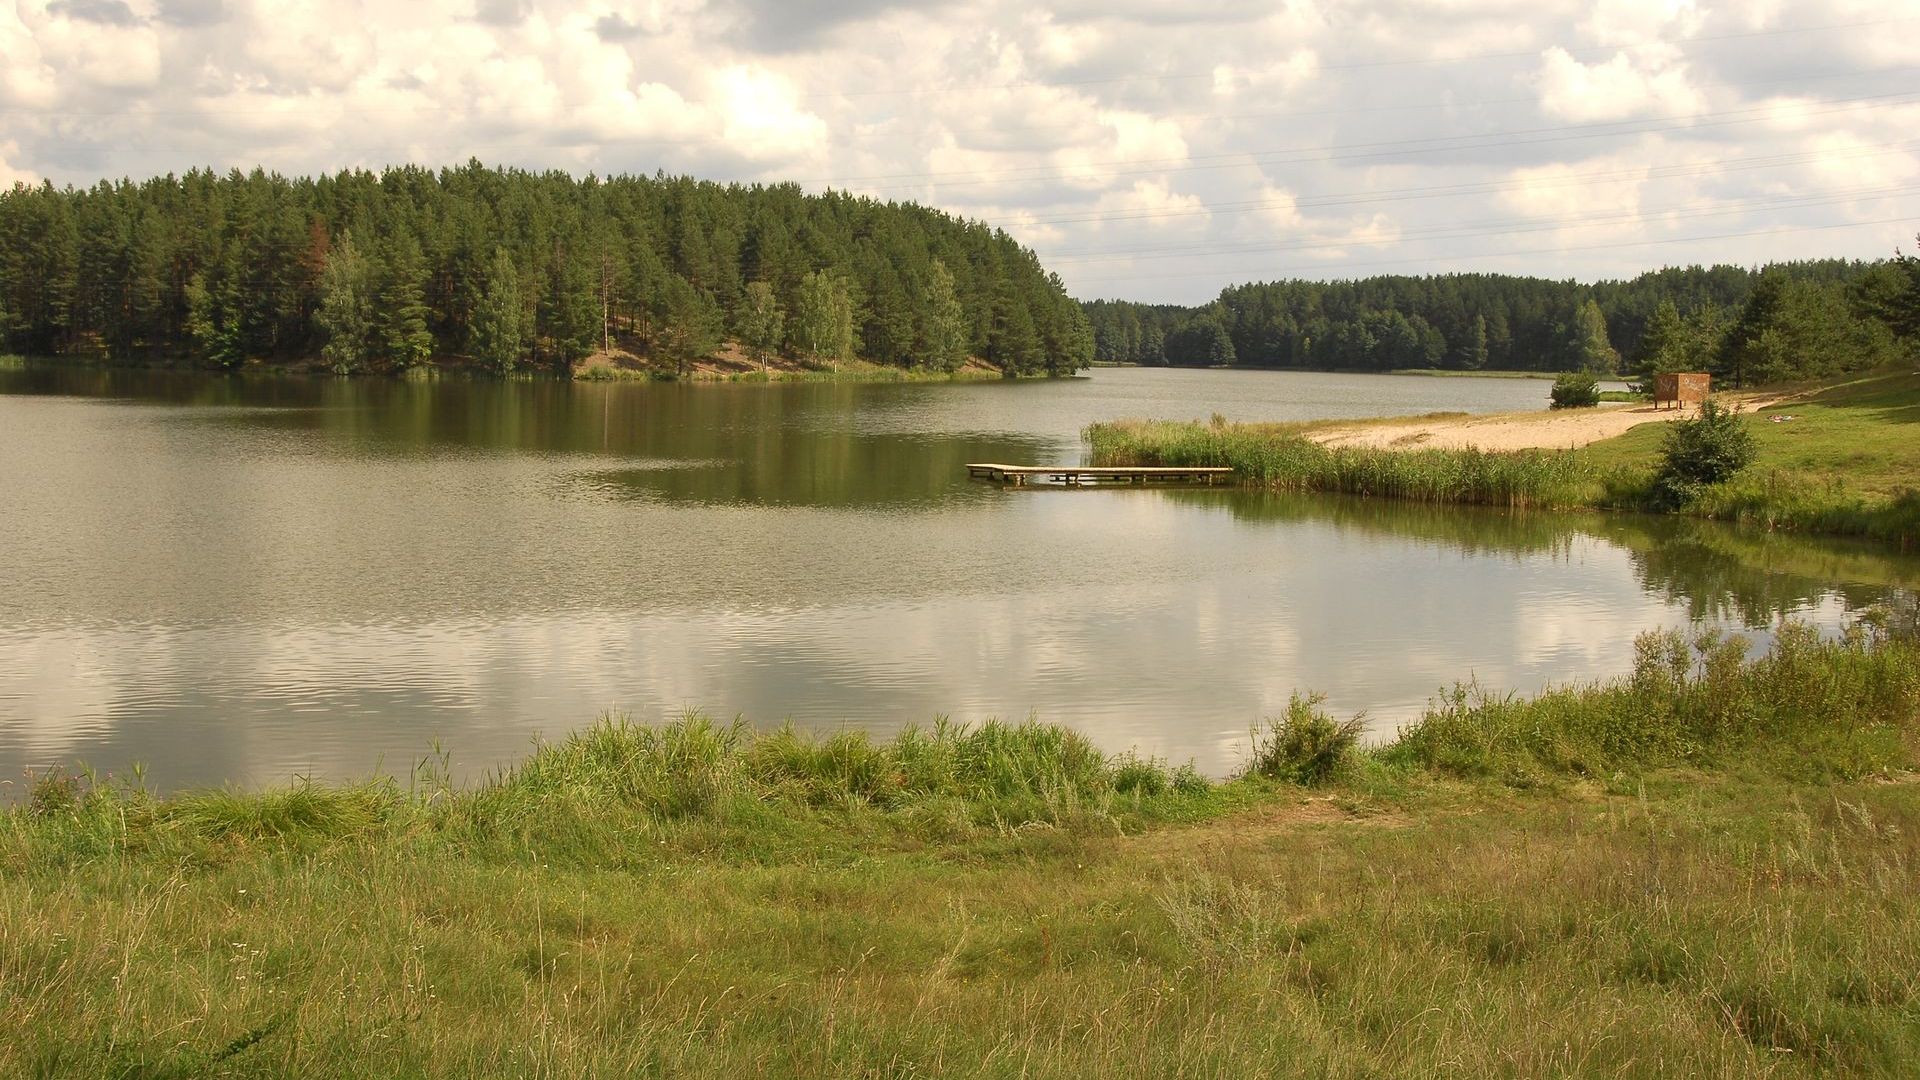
top-left (2, 0), bottom-right (1917, 303)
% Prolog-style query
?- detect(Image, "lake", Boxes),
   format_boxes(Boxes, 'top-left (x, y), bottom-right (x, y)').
top-left (2, 366), bottom-right (1913, 790)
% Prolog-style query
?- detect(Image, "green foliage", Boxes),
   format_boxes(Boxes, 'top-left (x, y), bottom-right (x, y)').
top-left (1716, 270), bottom-right (1904, 387)
top-left (184, 268), bottom-right (245, 369)
top-left (470, 247), bottom-right (524, 375)
top-left (1548, 371), bottom-right (1600, 409)
top-left (651, 275), bottom-right (722, 374)
top-left (1087, 419), bottom-right (1597, 509)
top-left (792, 269), bottom-right (854, 365)
top-left (735, 280), bottom-right (784, 368)
top-left (1083, 258), bottom-right (1907, 377)
top-left (1390, 621), bottom-right (1920, 783)
top-left (1649, 399), bottom-right (1757, 510)
top-left (919, 260), bottom-right (968, 371)
top-left (315, 231), bottom-right (375, 374)
top-left (375, 230), bottom-right (434, 369)
top-left (0, 163), bottom-right (1090, 375)
top-left (1248, 693), bottom-right (1365, 785)
top-left (1569, 298), bottom-right (1620, 373)
top-left (4, 625), bottom-right (1918, 1075)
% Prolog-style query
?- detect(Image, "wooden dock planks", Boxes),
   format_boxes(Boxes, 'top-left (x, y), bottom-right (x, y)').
top-left (965, 463), bottom-right (1234, 486)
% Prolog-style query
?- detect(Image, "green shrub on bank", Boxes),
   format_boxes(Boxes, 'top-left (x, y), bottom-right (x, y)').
top-left (1248, 693), bottom-right (1365, 785)
top-left (1549, 371), bottom-right (1600, 409)
top-left (1648, 399), bottom-right (1758, 511)
top-left (1388, 619), bottom-right (1920, 784)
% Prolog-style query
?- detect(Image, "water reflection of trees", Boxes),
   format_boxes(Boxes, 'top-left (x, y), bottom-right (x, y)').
top-left (1615, 519), bottom-right (1915, 627)
top-left (1180, 489), bottom-right (1920, 628)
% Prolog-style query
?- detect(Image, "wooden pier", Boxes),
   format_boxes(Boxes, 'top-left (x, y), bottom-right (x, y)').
top-left (965, 463), bottom-right (1234, 486)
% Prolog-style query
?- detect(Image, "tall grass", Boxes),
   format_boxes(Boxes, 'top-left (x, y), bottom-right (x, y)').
top-left (1087, 418), bottom-right (1601, 509)
top-left (1089, 413), bottom-right (1920, 546)
top-left (1390, 620), bottom-right (1920, 784)
top-left (5, 623), bottom-right (1920, 1076)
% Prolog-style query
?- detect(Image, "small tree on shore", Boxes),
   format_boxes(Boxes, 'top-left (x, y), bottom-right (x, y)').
top-left (737, 280), bottom-right (784, 371)
top-left (1649, 399), bottom-right (1757, 509)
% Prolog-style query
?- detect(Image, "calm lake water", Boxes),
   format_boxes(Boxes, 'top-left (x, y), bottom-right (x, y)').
top-left (2, 366), bottom-right (1914, 790)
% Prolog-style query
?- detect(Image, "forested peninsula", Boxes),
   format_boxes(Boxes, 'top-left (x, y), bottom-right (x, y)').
top-left (1085, 252), bottom-right (1919, 383)
top-left (0, 162), bottom-right (1094, 377)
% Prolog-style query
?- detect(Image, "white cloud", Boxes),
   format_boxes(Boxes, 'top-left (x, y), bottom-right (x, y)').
top-left (0, 0), bottom-right (1912, 301)
top-left (1533, 46), bottom-right (1703, 121)
top-left (709, 65), bottom-right (829, 163)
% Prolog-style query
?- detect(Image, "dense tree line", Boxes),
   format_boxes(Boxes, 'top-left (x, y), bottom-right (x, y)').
top-left (0, 162), bottom-right (1093, 376)
top-left (1085, 254), bottom-right (1919, 385)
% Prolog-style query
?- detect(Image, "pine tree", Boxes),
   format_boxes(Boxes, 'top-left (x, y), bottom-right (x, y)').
top-left (1570, 298), bottom-right (1619, 374)
top-left (316, 231), bottom-right (376, 374)
top-left (471, 247), bottom-right (524, 375)
top-left (184, 260), bottom-right (246, 369)
top-left (538, 246), bottom-right (599, 369)
top-left (1465, 313), bottom-right (1488, 370)
top-left (652, 275), bottom-right (720, 377)
top-left (376, 231), bottom-right (434, 369)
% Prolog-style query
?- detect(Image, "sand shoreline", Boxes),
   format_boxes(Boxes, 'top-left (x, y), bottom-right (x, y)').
top-left (1307, 390), bottom-right (1791, 452)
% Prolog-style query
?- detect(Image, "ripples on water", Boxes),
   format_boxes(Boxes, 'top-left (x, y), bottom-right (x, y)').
top-left (0, 367), bottom-right (1912, 790)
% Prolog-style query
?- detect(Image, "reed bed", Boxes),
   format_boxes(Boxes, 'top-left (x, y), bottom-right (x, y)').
top-left (1086, 418), bottom-right (1601, 509)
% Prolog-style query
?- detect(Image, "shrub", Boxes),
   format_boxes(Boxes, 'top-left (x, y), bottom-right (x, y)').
top-left (1648, 398), bottom-right (1757, 509)
top-left (1549, 371), bottom-right (1600, 409)
top-left (1248, 693), bottom-right (1365, 785)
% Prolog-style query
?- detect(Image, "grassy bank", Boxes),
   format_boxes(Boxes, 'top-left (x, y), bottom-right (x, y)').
top-left (6, 619), bottom-right (1919, 1076)
top-left (1089, 371), bottom-right (1920, 544)
top-left (1087, 416), bottom-right (1603, 510)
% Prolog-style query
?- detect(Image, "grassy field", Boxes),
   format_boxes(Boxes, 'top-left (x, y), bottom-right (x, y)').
top-left (5, 618), bottom-right (1918, 1077)
top-left (1088, 370), bottom-right (1920, 545)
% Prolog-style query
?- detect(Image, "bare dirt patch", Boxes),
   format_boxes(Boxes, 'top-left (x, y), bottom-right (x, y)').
top-left (1307, 391), bottom-right (1793, 452)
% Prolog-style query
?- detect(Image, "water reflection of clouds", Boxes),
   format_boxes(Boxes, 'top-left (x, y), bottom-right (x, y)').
top-left (8, 372), bottom-right (1920, 791)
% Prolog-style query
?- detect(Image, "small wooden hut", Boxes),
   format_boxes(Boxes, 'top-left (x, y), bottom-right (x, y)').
top-left (1653, 372), bottom-right (1710, 410)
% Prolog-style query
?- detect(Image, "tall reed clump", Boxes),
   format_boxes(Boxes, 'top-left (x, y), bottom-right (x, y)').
top-left (1085, 419), bottom-right (1598, 509)
top-left (435, 713), bottom-right (1214, 845)
top-left (1387, 618), bottom-right (1920, 785)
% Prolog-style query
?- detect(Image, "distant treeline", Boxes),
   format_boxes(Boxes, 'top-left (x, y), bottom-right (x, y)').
top-left (0, 162), bottom-right (1094, 376)
top-left (1085, 254), bottom-right (1920, 384)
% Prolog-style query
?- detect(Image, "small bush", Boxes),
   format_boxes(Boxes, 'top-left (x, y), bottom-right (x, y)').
top-left (1248, 694), bottom-right (1365, 785)
top-left (1648, 398), bottom-right (1757, 510)
top-left (27, 769), bottom-right (83, 818)
top-left (1549, 371), bottom-right (1601, 409)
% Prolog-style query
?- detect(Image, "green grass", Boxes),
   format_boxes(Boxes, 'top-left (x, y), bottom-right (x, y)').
top-left (1092, 370), bottom-right (1920, 545)
top-left (0, 354), bottom-right (27, 371)
top-left (1087, 417), bottom-right (1602, 509)
top-left (1577, 371), bottom-right (1920, 544)
top-left (5, 620), bottom-right (1918, 1076)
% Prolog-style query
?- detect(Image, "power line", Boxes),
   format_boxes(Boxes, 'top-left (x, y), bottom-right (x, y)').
top-left (1042, 183), bottom-right (1920, 264)
top-left (1020, 139), bottom-right (1920, 228)
top-left (812, 93), bottom-right (1920, 195)
top-left (795, 14), bottom-right (1920, 102)
top-left (1068, 215), bottom-right (1920, 290)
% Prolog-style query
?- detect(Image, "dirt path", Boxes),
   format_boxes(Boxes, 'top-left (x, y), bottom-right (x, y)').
top-left (1309, 391), bottom-right (1791, 452)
